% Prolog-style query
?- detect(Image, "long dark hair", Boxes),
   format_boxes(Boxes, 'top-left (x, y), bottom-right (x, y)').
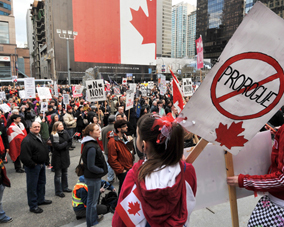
top-left (137, 114), bottom-right (184, 181)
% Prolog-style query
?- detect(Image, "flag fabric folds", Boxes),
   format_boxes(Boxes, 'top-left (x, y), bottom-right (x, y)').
top-left (170, 69), bottom-right (185, 114)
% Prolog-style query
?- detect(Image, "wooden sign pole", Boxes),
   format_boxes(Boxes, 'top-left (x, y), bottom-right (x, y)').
top-left (128, 109), bottom-right (130, 121)
top-left (185, 138), bottom-right (208, 163)
top-left (224, 151), bottom-right (239, 227)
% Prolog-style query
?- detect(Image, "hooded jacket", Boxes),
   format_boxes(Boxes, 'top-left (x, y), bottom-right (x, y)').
top-left (113, 160), bottom-right (197, 227)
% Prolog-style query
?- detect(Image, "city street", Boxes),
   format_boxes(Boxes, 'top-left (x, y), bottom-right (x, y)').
top-left (2, 139), bottom-right (260, 227)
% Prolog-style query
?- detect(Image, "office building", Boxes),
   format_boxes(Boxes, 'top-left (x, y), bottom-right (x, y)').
top-left (187, 10), bottom-right (196, 58)
top-left (171, 2), bottom-right (196, 58)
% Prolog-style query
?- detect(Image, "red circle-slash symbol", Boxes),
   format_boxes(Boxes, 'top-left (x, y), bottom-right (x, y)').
top-left (211, 52), bottom-right (284, 120)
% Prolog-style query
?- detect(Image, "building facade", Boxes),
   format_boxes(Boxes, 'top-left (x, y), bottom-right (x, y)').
top-left (171, 2), bottom-right (195, 58)
top-left (0, 0), bottom-right (30, 79)
top-left (187, 10), bottom-right (196, 58)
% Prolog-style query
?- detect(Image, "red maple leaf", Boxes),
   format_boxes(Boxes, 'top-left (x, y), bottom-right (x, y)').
top-left (130, 0), bottom-right (156, 44)
top-left (215, 122), bottom-right (248, 149)
top-left (128, 201), bottom-right (141, 216)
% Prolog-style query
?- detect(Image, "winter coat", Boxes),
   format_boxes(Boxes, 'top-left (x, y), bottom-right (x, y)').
top-left (50, 130), bottom-right (71, 169)
top-left (63, 113), bottom-right (76, 129)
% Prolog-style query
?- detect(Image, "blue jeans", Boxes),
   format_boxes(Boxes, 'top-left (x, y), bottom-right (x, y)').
top-left (25, 164), bottom-right (46, 210)
top-left (105, 155), bottom-right (114, 182)
top-left (85, 178), bottom-right (101, 227)
top-left (0, 185), bottom-right (7, 220)
top-left (54, 168), bottom-right (68, 195)
top-left (66, 128), bottom-right (74, 138)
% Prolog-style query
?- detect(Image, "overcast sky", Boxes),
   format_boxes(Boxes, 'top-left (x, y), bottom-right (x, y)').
top-left (14, 0), bottom-right (197, 47)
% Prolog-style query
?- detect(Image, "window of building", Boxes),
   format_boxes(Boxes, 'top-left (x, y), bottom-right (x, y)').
top-left (0, 21), bottom-right (9, 44)
top-left (0, 2), bottom-right (11, 11)
top-left (0, 11), bottom-right (8, 16)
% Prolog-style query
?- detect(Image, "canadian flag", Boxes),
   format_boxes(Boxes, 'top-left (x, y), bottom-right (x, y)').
top-left (116, 184), bottom-right (147, 227)
top-left (170, 69), bottom-right (185, 114)
top-left (73, 0), bottom-right (156, 65)
top-left (7, 122), bottom-right (27, 162)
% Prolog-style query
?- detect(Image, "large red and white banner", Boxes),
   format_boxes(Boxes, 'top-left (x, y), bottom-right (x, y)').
top-left (196, 36), bottom-right (204, 69)
top-left (72, 0), bottom-right (156, 65)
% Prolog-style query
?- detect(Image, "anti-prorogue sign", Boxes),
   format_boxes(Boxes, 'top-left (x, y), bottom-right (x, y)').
top-left (86, 79), bottom-right (106, 102)
top-left (180, 2), bottom-right (284, 155)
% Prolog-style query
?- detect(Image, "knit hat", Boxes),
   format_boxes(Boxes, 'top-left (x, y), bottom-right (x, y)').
top-left (67, 105), bottom-right (72, 111)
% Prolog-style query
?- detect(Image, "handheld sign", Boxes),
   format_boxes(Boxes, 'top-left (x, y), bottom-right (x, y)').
top-left (129, 83), bottom-right (136, 93)
top-left (183, 78), bottom-right (193, 96)
top-left (148, 81), bottom-right (154, 90)
top-left (63, 94), bottom-right (70, 105)
top-left (19, 90), bottom-right (26, 99)
top-left (37, 87), bottom-right (52, 100)
top-left (72, 85), bottom-right (83, 97)
top-left (125, 90), bottom-right (134, 111)
top-left (86, 79), bottom-right (106, 102)
top-left (180, 2), bottom-right (284, 155)
top-left (0, 91), bottom-right (5, 100)
top-left (113, 86), bottom-right (121, 96)
top-left (41, 102), bottom-right (48, 113)
top-left (54, 82), bottom-right (59, 97)
top-left (122, 78), bottom-right (127, 85)
top-left (160, 75), bottom-right (167, 95)
top-left (0, 104), bottom-right (10, 113)
top-left (24, 78), bottom-right (36, 98)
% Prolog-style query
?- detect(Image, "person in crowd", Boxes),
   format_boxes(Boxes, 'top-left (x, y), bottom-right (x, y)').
top-left (157, 100), bottom-right (166, 116)
top-left (107, 120), bottom-right (134, 195)
top-left (46, 105), bottom-right (56, 116)
top-left (6, 109), bottom-right (27, 129)
top-left (20, 122), bottom-right (52, 214)
top-left (0, 112), bottom-right (8, 163)
top-left (96, 108), bottom-right (104, 128)
top-left (7, 114), bottom-right (27, 173)
top-left (123, 114), bottom-right (135, 136)
top-left (227, 125), bottom-right (284, 227)
top-left (81, 123), bottom-right (108, 227)
top-left (112, 114), bottom-right (197, 226)
top-left (63, 105), bottom-right (76, 149)
top-left (50, 121), bottom-right (72, 198)
top-left (165, 100), bottom-right (173, 115)
top-left (150, 100), bottom-right (158, 113)
top-left (49, 113), bottom-right (59, 134)
top-left (101, 115), bottom-right (116, 184)
top-left (115, 106), bottom-right (124, 118)
top-left (36, 111), bottom-right (49, 145)
top-left (75, 105), bottom-right (86, 139)
top-left (87, 106), bottom-right (97, 124)
top-left (102, 101), bottom-right (110, 127)
top-left (57, 105), bottom-right (65, 122)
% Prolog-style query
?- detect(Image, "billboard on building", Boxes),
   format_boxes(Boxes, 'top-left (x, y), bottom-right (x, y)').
top-left (72, 0), bottom-right (156, 65)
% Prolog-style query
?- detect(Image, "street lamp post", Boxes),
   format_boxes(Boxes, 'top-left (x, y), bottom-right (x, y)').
top-left (56, 29), bottom-right (78, 85)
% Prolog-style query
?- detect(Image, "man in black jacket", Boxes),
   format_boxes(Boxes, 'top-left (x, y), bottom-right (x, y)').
top-left (20, 122), bottom-right (52, 214)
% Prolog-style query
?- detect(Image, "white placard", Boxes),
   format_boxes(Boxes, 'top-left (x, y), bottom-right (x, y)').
top-left (189, 130), bottom-right (272, 210)
top-left (19, 90), bottom-right (26, 99)
top-left (129, 83), bottom-right (136, 93)
top-left (73, 85), bottom-right (83, 98)
top-left (63, 94), bottom-right (70, 105)
top-left (37, 87), bottom-right (52, 100)
top-left (125, 90), bottom-right (134, 111)
top-left (54, 82), bottom-right (59, 97)
top-left (113, 86), bottom-right (121, 96)
top-left (183, 78), bottom-right (193, 96)
top-left (160, 75), bottom-right (166, 95)
top-left (24, 78), bottom-right (36, 99)
top-left (86, 79), bottom-right (106, 102)
top-left (122, 78), bottom-right (127, 85)
top-left (41, 102), bottom-right (48, 113)
top-left (148, 81), bottom-right (154, 90)
top-left (180, 3), bottom-right (284, 155)
top-left (0, 91), bottom-right (5, 100)
top-left (0, 104), bottom-right (11, 113)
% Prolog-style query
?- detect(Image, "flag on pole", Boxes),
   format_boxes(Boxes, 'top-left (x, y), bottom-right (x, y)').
top-left (170, 69), bottom-right (185, 114)
top-left (108, 75), bottom-right (119, 86)
top-left (196, 36), bottom-right (204, 69)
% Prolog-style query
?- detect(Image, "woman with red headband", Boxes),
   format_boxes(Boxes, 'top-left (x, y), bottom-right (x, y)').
top-left (112, 113), bottom-right (197, 227)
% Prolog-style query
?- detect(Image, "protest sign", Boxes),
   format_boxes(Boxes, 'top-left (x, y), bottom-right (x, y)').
top-left (19, 90), bottom-right (26, 99)
top-left (148, 81), bottom-right (154, 90)
top-left (72, 85), bottom-right (83, 97)
top-left (159, 75), bottom-right (166, 95)
top-left (113, 86), bottom-right (121, 96)
top-left (196, 36), bottom-right (204, 69)
top-left (86, 79), bottom-right (106, 102)
top-left (125, 90), bottom-right (134, 111)
top-left (183, 78), bottom-right (193, 96)
top-left (0, 91), bottom-right (5, 100)
top-left (54, 82), bottom-right (59, 97)
top-left (0, 104), bottom-right (10, 113)
top-left (63, 94), bottom-right (70, 105)
top-left (187, 131), bottom-right (271, 210)
top-left (37, 87), bottom-right (52, 100)
top-left (41, 102), bottom-right (48, 113)
top-left (24, 78), bottom-right (35, 98)
top-left (129, 83), bottom-right (136, 93)
top-left (12, 76), bottom-right (17, 83)
top-left (180, 2), bottom-right (284, 155)
top-left (122, 78), bottom-right (127, 85)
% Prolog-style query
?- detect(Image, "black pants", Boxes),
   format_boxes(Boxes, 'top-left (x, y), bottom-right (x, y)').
top-left (117, 171), bottom-right (128, 196)
top-left (14, 156), bottom-right (22, 170)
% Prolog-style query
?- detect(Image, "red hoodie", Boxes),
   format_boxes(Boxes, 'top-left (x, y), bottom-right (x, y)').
top-left (113, 160), bottom-right (197, 227)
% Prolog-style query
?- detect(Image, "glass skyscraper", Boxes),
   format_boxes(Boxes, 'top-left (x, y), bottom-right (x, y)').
top-left (187, 11), bottom-right (196, 58)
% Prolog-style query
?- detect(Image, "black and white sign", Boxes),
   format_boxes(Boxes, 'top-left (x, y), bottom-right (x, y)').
top-left (86, 79), bottom-right (106, 102)
top-left (41, 102), bottom-right (48, 113)
top-left (24, 78), bottom-right (36, 98)
top-left (183, 78), bottom-right (193, 96)
top-left (54, 82), bottom-right (59, 97)
top-left (63, 94), bottom-right (70, 105)
top-left (148, 81), bottom-right (154, 90)
top-left (0, 91), bottom-right (5, 100)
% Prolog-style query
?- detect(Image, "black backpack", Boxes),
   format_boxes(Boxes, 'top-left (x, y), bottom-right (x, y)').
top-left (101, 191), bottom-right (118, 213)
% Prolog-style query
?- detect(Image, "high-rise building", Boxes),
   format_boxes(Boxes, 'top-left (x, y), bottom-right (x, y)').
top-left (171, 2), bottom-right (196, 58)
top-left (187, 10), bottom-right (196, 59)
top-left (246, 0), bottom-right (284, 18)
top-left (157, 0), bottom-right (172, 58)
top-left (196, 0), bottom-right (244, 64)
top-left (0, 0), bottom-right (30, 79)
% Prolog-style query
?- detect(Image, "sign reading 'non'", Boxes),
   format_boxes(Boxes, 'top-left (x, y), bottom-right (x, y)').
top-left (86, 79), bottom-right (106, 102)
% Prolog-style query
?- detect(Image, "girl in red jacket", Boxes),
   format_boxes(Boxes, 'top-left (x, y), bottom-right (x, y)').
top-left (112, 113), bottom-right (197, 227)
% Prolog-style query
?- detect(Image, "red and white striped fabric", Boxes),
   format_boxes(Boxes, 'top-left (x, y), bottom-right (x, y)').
top-left (7, 122), bottom-right (27, 162)
top-left (73, 0), bottom-right (156, 65)
top-left (170, 69), bottom-right (185, 114)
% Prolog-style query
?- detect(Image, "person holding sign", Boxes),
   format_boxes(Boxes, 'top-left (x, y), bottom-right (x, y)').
top-left (112, 114), bottom-right (197, 226)
top-left (227, 126), bottom-right (284, 227)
